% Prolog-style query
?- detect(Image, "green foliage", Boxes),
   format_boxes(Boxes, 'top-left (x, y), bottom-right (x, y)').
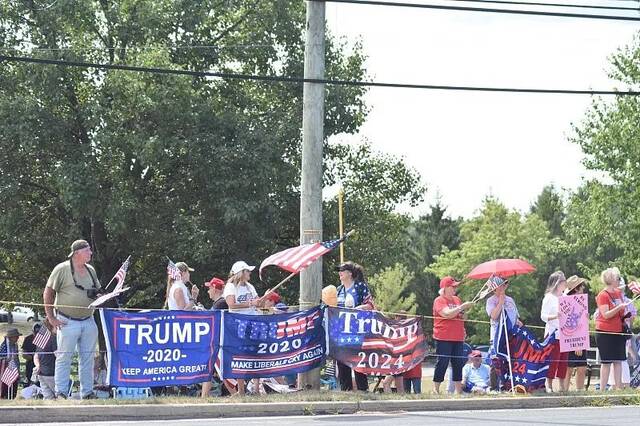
top-left (427, 198), bottom-right (556, 343)
top-left (368, 263), bottom-right (417, 315)
top-left (530, 185), bottom-right (565, 238)
top-left (0, 1), bottom-right (422, 308)
top-left (567, 34), bottom-right (640, 275)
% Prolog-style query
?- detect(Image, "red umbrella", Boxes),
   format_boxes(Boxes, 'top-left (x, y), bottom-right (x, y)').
top-left (466, 258), bottom-right (536, 280)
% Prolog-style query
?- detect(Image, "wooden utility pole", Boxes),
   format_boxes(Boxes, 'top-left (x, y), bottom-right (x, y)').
top-left (298, 0), bottom-right (325, 390)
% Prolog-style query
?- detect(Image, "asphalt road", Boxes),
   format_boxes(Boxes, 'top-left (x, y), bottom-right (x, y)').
top-left (6, 406), bottom-right (640, 426)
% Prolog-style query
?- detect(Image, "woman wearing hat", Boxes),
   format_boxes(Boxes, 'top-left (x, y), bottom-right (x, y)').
top-left (0, 328), bottom-right (22, 399)
top-left (432, 276), bottom-right (475, 394)
top-left (223, 261), bottom-right (265, 395)
top-left (562, 275), bottom-right (589, 391)
top-left (335, 261), bottom-right (374, 392)
top-left (166, 262), bottom-right (199, 311)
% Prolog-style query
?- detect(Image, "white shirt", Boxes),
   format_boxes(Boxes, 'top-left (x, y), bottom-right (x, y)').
top-left (223, 282), bottom-right (258, 314)
top-left (540, 292), bottom-right (560, 338)
top-left (168, 281), bottom-right (190, 311)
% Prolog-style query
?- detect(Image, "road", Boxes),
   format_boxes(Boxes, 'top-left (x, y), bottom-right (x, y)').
top-left (6, 405), bottom-right (640, 426)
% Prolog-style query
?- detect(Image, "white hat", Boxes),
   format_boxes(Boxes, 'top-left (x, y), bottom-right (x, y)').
top-left (231, 261), bottom-right (255, 275)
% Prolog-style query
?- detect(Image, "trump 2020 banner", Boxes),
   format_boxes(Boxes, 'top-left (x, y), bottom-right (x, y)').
top-left (220, 307), bottom-right (325, 379)
top-left (558, 294), bottom-right (590, 353)
top-left (326, 307), bottom-right (428, 375)
top-left (100, 310), bottom-right (220, 387)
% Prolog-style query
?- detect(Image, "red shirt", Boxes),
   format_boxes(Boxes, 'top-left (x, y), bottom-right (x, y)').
top-left (432, 295), bottom-right (465, 341)
top-left (595, 288), bottom-right (624, 333)
top-left (403, 363), bottom-right (422, 379)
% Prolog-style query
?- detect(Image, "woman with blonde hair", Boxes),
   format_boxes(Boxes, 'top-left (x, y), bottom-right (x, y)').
top-left (596, 267), bottom-right (629, 391)
top-left (166, 262), bottom-right (199, 311)
top-left (223, 260), bottom-right (265, 395)
top-left (540, 271), bottom-right (568, 392)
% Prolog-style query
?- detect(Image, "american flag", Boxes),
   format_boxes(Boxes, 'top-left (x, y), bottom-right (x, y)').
top-left (1, 359), bottom-right (18, 386)
top-left (486, 275), bottom-right (507, 291)
top-left (259, 236), bottom-right (347, 280)
top-left (113, 256), bottom-right (131, 291)
top-left (628, 281), bottom-right (640, 295)
top-left (167, 260), bottom-right (182, 280)
top-left (0, 338), bottom-right (7, 358)
top-left (33, 326), bottom-right (52, 349)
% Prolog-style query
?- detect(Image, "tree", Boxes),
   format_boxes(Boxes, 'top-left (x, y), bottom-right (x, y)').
top-left (427, 198), bottom-right (555, 343)
top-left (0, 0), bottom-right (394, 308)
top-left (530, 185), bottom-right (565, 238)
top-left (568, 34), bottom-right (640, 274)
top-left (368, 263), bottom-right (417, 315)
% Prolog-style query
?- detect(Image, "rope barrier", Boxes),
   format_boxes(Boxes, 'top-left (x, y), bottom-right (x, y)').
top-left (1, 299), bottom-right (636, 337)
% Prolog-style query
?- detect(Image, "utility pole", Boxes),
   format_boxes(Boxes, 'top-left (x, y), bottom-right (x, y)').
top-left (299, 0), bottom-right (325, 390)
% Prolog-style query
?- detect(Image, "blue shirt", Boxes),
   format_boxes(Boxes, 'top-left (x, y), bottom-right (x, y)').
top-left (337, 281), bottom-right (372, 308)
top-left (462, 362), bottom-right (491, 388)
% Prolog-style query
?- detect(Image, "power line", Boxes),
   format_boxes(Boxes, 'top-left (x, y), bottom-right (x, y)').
top-left (319, 0), bottom-right (640, 21)
top-left (1, 54), bottom-right (638, 96)
top-left (443, 0), bottom-right (640, 11)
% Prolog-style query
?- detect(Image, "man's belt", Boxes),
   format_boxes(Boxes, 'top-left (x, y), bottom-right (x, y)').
top-left (57, 311), bottom-right (92, 321)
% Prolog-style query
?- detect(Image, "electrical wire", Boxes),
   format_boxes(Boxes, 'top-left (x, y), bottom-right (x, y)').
top-left (443, 0), bottom-right (640, 11)
top-left (1, 54), bottom-right (638, 96)
top-left (318, 0), bottom-right (640, 21)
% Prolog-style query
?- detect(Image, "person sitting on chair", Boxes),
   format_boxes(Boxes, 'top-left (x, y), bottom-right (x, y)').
top-left (462, 350), bottom-right (491, 393)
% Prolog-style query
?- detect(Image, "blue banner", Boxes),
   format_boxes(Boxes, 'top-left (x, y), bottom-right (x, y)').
top-left (493, 312), bottom-right (556, 392)
top-left (221, 307), bottom-right (325, 379)
top-left (100, 310), bottom-right (220, 387)
top-left (326, 307), bottom-right (428, 375)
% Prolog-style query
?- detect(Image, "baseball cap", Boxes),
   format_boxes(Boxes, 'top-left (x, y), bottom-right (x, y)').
top-left (205, 277), bottom-right (225, 290)
top-left (469, 350), bottom-right (482, 358)
top-left (439, 276), bottom-right (460, 289)
top-left (335, 262), bottom-right (356, 273)
top-left (67, 239), bottom-right (90, 258)
top-left (230, 261), bottom-right (255, 275)
top-left (175, 262), bottom-right (194, 272)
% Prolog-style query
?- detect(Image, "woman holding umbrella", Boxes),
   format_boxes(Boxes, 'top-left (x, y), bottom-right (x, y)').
top-left (432, 276), bottom-right (475, 394)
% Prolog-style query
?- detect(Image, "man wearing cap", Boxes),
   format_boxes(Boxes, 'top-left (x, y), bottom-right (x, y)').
top-left (43, 239), bottom-right (101, 399)
top-left (462, 350), bottom-right (491, 393)
top-left (205, 277), bottom-right (228, 311)
top-left (0, 328), bottom-right (22, 399)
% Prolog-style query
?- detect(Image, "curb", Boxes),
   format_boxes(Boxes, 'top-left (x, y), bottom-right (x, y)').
top-left (1, 394), bottom-right (638, 423)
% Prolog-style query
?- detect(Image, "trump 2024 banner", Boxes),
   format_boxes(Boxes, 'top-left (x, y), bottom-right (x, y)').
top-left (101, 310), bottom-right (220, 387)
top-left (326, 307), bottom-right (428, 375)
top-left (558, 294), bottom-right (590, 353)
top-left (220, 307), bottom-right (325, 379)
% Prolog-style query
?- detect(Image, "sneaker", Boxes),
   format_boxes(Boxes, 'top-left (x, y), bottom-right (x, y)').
top-left (81, 392), bottom-right (98, 400)
top-left (55, 392), bottom-right (68, 400)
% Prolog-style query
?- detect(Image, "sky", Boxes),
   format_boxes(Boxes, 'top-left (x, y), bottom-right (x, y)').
top-left (325, 0), bottom-right (639, 218)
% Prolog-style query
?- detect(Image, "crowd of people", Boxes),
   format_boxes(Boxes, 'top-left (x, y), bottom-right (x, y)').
top-left (432, 268), bottom-right (639, 394)
top-left (1, 238), bottom-right (639, 400)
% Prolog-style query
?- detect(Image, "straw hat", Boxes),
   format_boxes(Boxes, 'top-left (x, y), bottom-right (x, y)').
top-left (564, 275), bottom-right (587, 295)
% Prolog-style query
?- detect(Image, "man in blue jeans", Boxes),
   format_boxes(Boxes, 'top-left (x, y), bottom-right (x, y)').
top-left (43, 239), bottom-right (101, 399)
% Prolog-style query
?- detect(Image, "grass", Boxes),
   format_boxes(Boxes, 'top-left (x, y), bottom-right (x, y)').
top-left (1, 388), bottom-right (640, 407)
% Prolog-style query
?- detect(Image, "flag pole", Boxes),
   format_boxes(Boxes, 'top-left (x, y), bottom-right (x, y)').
top-left (267, 272), bottom-right (299, 294)
top-left (103, 255), bottom-right (131, 291)
top-left (338, 189), bottom-right (345, 263)
top-left (502, 308), bottom-right (516, 394)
